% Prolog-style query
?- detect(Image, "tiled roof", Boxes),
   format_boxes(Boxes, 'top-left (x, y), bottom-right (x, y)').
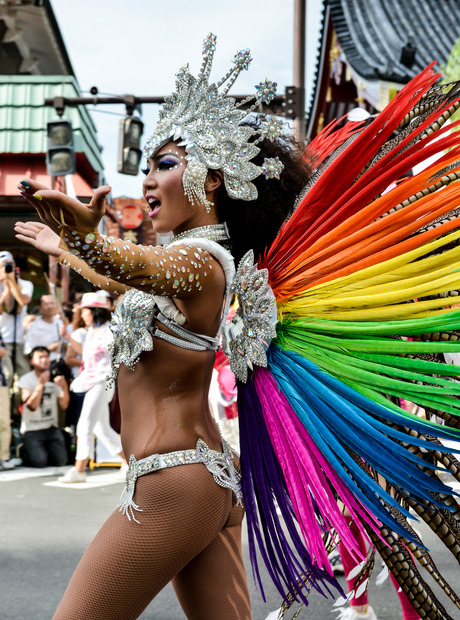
top-left (0, 75), bottom-right (103, 176)
top-left (306, 1), bottom-right (329, 124)
top-left (327, 0), bottom-right (460, 82)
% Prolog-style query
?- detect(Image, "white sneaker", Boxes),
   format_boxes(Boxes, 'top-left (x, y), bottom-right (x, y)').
top-left (0, 459), bottom-right (15, 470)
top-left (328, 547), bottom-right (345, 575)
top-left (58, 467), bottom-right (87, 483)
top-left (335, 606), bottom-right (377, 620)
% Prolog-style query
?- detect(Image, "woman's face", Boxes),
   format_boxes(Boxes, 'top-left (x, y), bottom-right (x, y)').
top-left (142, 142), bottom-right (213, 235)
top-left (81, 307), bottom-right (93, 327)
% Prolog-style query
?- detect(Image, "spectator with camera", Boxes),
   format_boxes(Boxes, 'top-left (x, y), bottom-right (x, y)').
top-left (17, 346), bottom-right (69, 468)
top-left (0, 251), bottom-right (33, 386)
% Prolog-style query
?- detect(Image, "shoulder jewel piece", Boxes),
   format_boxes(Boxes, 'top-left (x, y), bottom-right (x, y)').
top-left (108, 289), bottom-right (157, 384)
top-left (143, 32), bottom-right (284, 205)
top-left (222, 250), bottom-right (277, 382)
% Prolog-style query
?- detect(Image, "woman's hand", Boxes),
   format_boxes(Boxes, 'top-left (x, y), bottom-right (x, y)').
top-left (14, 222), bottom-right (64, 258)
top-left (17, 178), bottom-right (111, 234)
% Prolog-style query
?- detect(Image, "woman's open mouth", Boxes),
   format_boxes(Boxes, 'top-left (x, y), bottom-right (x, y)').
top-left (146, 195), bottom-right (161, 217)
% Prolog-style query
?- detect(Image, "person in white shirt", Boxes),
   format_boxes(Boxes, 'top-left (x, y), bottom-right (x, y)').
top-left (59, 292), bottom-right (127, 483)
top-left (18, 346), bottom-right (69, 468)
top-left (24, 294), bottom-right (64, 361)
top-left (0, 251), bottom-right (33, 385)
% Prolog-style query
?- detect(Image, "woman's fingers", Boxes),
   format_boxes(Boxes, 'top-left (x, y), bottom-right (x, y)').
top-left (17, 179), bottom-right (111, 233)
top-left (17, 190), bottom-right (56, 229)
top-left (14, 223), bottom-right (37, 241)
top-left (15, 233), bottom-right (36, 246)
top-left (14, 221), bottom-right (40, 236)
top-left (90, 185), bottom-right (112, 218)
top-left (18, 178), bottom-right (52, 194)
top-left (18, 186), bottom-right (75, 232)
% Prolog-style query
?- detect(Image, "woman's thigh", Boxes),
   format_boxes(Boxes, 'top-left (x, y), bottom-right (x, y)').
top-left (53, 463), bottom-right (232, 620)
top-left (172, 500), bottom-right (251, 620)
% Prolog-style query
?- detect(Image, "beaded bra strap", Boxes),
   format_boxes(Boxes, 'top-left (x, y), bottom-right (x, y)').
top-left (152, 308), bottom-right (220, 352)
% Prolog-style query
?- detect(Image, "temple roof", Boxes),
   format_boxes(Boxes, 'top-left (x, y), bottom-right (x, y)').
top-left (327, 0), bottom-right (460, 83)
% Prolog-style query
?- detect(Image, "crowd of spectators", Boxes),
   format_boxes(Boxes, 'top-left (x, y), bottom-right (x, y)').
top-left (0, 251), bottom-right (124, 481)
top-left (0, 249), bottom-right (234, 480)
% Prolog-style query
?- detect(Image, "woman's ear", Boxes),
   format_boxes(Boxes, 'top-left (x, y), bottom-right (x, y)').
top-left (205, 170), bottom-right (223, 192)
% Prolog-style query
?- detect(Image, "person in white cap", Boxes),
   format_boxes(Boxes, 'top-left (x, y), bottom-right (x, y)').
top-left (0, 251), bottom-right (33, 386)
top-left (59, 291), bottom-right (127, 483)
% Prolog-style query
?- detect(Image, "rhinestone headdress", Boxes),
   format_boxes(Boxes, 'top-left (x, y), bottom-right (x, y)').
top-left (143, 33), bottom-right (285, 208)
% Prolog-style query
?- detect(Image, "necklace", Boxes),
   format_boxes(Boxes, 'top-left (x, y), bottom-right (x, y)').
top-left (164, 223), bottom-right (230, 247)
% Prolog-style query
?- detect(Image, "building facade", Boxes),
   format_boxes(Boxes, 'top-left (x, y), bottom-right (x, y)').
top-left (0, 0), bottom-right (104, 302)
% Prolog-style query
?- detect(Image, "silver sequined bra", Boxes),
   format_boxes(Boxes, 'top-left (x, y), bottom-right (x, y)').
top-left (108, 288), bottom-right (220, 384)
top-left (118, 437), bottom-right (242, 523)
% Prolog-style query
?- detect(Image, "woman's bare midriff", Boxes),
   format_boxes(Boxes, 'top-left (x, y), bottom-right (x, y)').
top-left (117, 321), bottom-right (225, 461)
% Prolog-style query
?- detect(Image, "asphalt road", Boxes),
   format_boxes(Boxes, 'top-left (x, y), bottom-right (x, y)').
top-left (1, 465), bottom-right (459, 620)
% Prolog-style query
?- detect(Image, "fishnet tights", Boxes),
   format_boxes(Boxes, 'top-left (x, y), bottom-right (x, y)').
top-left (53, 464), bottom-right (251, 619)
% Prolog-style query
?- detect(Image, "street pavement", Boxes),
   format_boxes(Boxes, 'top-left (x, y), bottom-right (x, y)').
top-left (1, 465), bottom-right (459, 620)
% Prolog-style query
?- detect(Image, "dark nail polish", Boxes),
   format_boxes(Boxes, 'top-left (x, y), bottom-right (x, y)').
top-left (19, 191), bottom-right (27, 197)
top-left (20, 180), bottom-right (30, 188)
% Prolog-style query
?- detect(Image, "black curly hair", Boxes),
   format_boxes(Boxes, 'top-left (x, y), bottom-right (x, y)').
top-left (217, 119), bottom-right (312, 264)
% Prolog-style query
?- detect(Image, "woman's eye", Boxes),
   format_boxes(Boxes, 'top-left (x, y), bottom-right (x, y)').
top-left (141, 167), bottom-right (150, 176)
top-left (157, 159), bottom-right (177, 170)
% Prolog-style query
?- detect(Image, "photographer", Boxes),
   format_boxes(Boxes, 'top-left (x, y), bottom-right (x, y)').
top-left (17, 346), bottom-right (69, 468)
top-left (0, 251), bottom-right (33, 387)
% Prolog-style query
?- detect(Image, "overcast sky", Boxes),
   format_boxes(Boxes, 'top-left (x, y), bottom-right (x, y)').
top-left (51, 0), bottom-right (323, 197)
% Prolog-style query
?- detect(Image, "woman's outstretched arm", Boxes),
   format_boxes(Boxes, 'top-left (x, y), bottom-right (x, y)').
top-left (17, 179), bottom-right (223, 300)
top-left (14, 221), bottom-right (127, 295)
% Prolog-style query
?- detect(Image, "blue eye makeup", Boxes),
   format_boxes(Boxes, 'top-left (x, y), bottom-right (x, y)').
top-left (157, 157), bottom-right (179, 170)
top-left (143, 152), bottom-right (183, 175)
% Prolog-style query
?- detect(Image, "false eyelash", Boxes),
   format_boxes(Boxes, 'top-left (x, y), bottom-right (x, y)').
top-left (141, 168), bottom-right (150, 175)
top-left (158, 159), bottom-right (178, 170)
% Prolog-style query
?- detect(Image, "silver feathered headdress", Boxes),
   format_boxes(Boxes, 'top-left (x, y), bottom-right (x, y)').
top-left (143, 33), bottom-right (285, 208)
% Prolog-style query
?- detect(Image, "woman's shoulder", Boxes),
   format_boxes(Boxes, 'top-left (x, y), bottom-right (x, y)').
top-left (168, 238), bottom-right (235, 286)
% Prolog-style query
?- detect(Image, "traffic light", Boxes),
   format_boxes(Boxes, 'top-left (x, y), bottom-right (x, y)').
top-left (118, 116), bottom-right (144, 175)
top-left (46, 120), bottom-right (76, 176)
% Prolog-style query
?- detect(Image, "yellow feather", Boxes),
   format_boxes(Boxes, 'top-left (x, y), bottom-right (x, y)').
top-left (282, 297), bottom-right (460, 321)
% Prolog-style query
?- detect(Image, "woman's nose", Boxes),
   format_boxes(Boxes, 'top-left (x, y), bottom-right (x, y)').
top-left (142, 170), bottom-right (157, 191)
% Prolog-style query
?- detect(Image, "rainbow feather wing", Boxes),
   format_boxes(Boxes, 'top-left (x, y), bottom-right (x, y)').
top-left (237, 67), bottom-right (460, 611)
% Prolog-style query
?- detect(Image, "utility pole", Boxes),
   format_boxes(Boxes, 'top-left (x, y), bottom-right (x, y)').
top-left (293, 0), bottom-right (306, 143)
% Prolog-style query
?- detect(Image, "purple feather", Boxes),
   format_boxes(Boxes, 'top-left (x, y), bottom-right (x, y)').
top-left (238, 371), bottom-right (342, 605)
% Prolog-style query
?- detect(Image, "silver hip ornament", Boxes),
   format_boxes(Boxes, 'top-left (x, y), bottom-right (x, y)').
top-left (143, 32), bottom-right (285, 208)
top-left (222, 250), bottom-right (278, 383)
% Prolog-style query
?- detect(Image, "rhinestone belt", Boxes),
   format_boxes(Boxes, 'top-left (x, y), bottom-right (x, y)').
top-left (118, 438), bottom-right (242, 523)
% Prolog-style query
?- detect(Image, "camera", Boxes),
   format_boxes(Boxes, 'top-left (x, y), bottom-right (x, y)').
top-left (4, 262), bottom-right (14, 273)
top-left (49, 359), bottom-right (72, 381)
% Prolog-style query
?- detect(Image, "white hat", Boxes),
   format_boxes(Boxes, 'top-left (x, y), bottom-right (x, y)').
top-left (0, 251), bottom-right (14, 263)
top-left (79, 292), bottom-right (111, 309)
